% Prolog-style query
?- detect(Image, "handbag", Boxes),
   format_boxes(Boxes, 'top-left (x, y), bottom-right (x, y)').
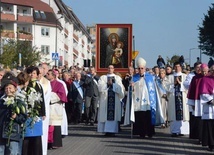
top-left (2, 121), bottom-right (21, 141)
top-left (24, 117), bottom-right (43, 137)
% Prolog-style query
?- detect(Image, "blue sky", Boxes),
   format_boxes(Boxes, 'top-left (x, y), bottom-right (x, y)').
top-left (63, 0), bottom-right (213, 68)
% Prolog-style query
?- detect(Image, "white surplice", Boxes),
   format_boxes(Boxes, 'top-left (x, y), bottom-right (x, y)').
top-left (166, 72), bottom-right (189, 135)
top-left (97, 74), bottom-right (124, 133)
top-left (57, 78), bottom-right (68, 136)
top-left (40, 76), bottom-right (51, 155)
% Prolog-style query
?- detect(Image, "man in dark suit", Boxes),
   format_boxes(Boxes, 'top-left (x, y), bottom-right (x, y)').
top-left (122, 66), bottom-right (134, 124)
top-left (83, 66), bottom-right (99, 126)
top-left (68, 72), bottom-right (84, 124)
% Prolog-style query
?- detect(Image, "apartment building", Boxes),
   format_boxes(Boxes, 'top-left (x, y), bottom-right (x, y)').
top-left (86, 24), bottom-right (96, 66)
top-left (1, 0), bottom-right (93, 67)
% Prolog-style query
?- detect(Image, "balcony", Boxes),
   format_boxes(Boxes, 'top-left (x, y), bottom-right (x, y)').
top-left (64, 44), bottom-right (68, 51)
top-left (18, 33), bottom-right (32, 40)
top-left (17, 31), bottom-right (33, 40)
top-left (1, 13), bottom-right (15, 22)
top-left (82, 40), bottom-right (85, 46)
top-left (17, 15), bottom-right (33, 23)
top-left (73, 42), bottom-right (79, 53)
top-left (73, 54), bottom-right (77, 60)
top-left (73, 33), bottom-right (78, 41)
top-left (73, 48), bottom-right (79, 56)
top-left (1, 30), bottom-right (15, 39)
top-left (64, 28), bottom-right (69, 36)
top-left (87, 45), bottom-right (90, 51)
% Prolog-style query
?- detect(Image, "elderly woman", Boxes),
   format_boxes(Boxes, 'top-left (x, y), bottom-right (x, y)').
top-left (156, 69), bottom-right (169, 127)
top-left (0, 73), bottom-right (27, 155)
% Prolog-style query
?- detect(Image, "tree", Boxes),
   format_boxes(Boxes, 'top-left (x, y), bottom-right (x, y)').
top-left (0, 39), bottom-right (41, 68)
top-left (166, 55), bottom-right (180, 66)
top-left (198, 3), bottom-right (214, 57)
top-left (0, 40), bottom-right (16, 68)
top-left (16, 40), bottom-right (41, 67)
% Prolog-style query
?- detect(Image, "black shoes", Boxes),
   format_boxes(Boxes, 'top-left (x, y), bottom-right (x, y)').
top-left (171, 133), bottom-right (178, 137)
top-left (85, 122), bottom-right (94, 126)
top-left (207, 147), bottom-right (213, 152)
top-left (104, 133), bottom-right (116, 137)
top-left (171, 133), bottom-right (184, 137)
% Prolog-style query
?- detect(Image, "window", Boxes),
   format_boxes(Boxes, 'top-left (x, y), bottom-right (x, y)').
top-left (23, 10), bottom-right (27, 15)
top-left (41, 27), bottom-right (50, 36)
top-left (40, 11), bottom-right (46, 19)
top-left (34, 10), bottom-right (40, 18)
top-left (22, 27), bottom-right (26, 32)
top-left (41, 45), bottom-right (50, 55)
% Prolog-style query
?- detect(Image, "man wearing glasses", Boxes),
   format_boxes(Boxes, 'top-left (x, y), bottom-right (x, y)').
top-left (165, 62), bottom-right (189, 137)
top-left (97, 65), bottom-right (124, 136)
top-left (124, 57), bottom-right (164, 138)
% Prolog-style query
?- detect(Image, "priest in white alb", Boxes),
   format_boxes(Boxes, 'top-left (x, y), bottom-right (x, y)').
top-left (97, 65), bottom-right (124, 136)
top-left (38, 66), bottom-right (52, 155)
top-left (165, 62), bottom-right (189, 137)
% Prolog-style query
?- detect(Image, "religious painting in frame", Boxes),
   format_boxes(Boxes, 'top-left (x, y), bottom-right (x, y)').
top-left (96, 24), bottom-right (132, 74)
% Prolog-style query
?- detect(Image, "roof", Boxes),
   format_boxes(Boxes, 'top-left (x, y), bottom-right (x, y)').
top-left (54, 0), bottom-right (92, 41)
top-left (30, 0), bottom-right (54, 13)
top-left (31, 0), bottom-right (58, 25)
top-left (2, 0), bottom-right (54, 13)
top-left (2, 0), bottom-right (33, 7)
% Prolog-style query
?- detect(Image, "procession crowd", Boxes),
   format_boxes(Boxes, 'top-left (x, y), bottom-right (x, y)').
top-left (0, 55), bottom-right (213, 155)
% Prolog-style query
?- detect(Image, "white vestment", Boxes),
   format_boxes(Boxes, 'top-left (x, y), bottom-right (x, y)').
top-left (184, 72), bottom-right (195, 112)
top-left (200, 94), bottom-right (214, 120)
top-left (124, 75), bottom-right (164, 126)
top-left (166, 72), bottom-right (189, 134)
top-left (40, 77), bottom-right (51, 155)
top-left (97, 74), bottom-right (124, 133)
top-left (57, 78), bottom-right (68, 136)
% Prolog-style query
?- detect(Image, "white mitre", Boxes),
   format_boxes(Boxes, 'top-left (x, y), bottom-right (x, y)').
top-left (137, 57), bottom-right (146, 67)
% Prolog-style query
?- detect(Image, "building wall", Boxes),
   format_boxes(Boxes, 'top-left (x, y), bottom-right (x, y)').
top-left (1, 0), bottom-right (92, 68)
top-left (32, 24), bottom-right (56, 65)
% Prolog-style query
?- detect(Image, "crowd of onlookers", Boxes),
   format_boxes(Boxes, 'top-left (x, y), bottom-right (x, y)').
top-left (0, 54), bottom-right (213, 154)
top-left (0, 63), bottom-right (103, 155)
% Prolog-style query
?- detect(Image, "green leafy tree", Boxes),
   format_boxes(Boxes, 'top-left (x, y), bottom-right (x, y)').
top-left (0, 40), bottom-right (16, 68)
top-left (166, 55), bottom-right (180, 66)
top-left (0, 39), bottom-right (41, 68)
top-left (198, 3), bottom-right (214, 57)
top-left (15, 40), bottom-right (41, 67)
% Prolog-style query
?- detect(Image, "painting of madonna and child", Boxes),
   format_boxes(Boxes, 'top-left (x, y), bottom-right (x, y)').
top-left (96, 24), bottom-right (132, 73)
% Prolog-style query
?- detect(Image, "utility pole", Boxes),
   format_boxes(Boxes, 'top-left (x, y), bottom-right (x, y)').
top-left (55, 16), bottom-right (63, 67)
top-left (132, 35), bottom-right (135, 69)
top-left (189, 48), bottom-right (198, 67)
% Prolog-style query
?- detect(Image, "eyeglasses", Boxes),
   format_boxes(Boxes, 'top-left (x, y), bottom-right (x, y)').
top-left (138, 68), bottom-right (144, 70)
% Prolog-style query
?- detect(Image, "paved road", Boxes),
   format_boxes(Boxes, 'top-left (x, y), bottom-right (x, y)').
top-left (48, 124), bottom-right (213, 155)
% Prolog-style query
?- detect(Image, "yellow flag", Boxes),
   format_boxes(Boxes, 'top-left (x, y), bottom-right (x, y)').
top-left (132, 51), bottom-right (139, 59)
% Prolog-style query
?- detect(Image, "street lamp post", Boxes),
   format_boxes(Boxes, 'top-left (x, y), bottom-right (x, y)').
top-left (55, 16), bottom-right (63, 67)
top-left (189, 48), bottom-right (198, 67)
